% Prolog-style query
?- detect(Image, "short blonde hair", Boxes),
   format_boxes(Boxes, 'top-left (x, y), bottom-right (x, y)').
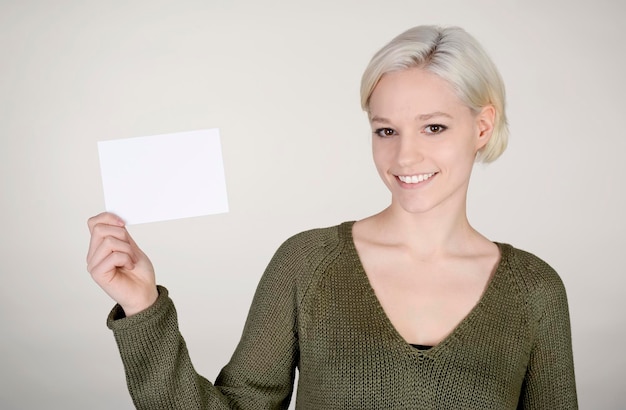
top-left (361, 26), bottom-right (508, 163)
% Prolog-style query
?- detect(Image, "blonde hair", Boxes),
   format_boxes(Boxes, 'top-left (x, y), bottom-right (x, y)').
top-left (361, 26), bottom-right (508, 163)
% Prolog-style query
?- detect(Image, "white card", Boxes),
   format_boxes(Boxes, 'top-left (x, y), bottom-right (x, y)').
top-left (98, 129), bottom-right (229, 225)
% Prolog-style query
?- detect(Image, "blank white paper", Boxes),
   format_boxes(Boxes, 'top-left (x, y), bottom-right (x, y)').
top-left (98, 129), bottom-right (229, 225)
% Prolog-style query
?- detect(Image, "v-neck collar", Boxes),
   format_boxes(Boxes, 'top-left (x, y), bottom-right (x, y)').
top-left (338, 221), bottom-right (510, 359)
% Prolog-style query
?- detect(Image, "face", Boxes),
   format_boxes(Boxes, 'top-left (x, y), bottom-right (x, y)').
top-left (368, 67), bottom-right (494, 216)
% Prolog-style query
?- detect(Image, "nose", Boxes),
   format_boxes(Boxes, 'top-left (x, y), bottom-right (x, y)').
top-left (396, 135), bottom-right (425, 167)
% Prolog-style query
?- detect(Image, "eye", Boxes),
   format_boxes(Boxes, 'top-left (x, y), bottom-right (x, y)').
top-left (424, 124), bottom-right (447, 135)
top-left (374, 127), bottom-right (396, 138)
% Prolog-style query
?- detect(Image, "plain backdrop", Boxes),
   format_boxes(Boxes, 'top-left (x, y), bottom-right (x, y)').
top-left (1, 1), bottom-right (624, 408)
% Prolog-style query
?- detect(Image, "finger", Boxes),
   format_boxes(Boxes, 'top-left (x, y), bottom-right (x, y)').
top-left (89, 251), bottom-right (136, 282)
top-left (87, 224), bottom-right (136, 263)
top-left (87, 235), bottom-right (136, 273)
top-left (87, 212), bottom-right (125, 234)
top-left (125, 230), bottom-right (145, 255)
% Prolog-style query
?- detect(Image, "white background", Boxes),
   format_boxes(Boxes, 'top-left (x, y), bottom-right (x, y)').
top-left (1, 1), bottom-right (624, 408)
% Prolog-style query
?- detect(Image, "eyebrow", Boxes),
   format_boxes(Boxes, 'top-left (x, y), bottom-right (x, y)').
top-left (370, 111), bottom-right (453, 124)
top-left (417, 111), bottom-right (453, 121)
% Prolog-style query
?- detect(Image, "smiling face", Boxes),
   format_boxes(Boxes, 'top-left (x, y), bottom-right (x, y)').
top-left (369, 67), bottom-right (494, 216)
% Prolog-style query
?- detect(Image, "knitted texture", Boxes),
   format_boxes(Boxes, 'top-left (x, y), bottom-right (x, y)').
top-left (108, 221), bottom-right (578, 409)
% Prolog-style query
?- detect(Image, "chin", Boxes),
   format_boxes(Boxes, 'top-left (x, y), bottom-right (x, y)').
top-left (392, 199), bottom-right (438, 215)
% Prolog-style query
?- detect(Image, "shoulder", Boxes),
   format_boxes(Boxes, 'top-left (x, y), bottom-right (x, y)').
top-left (500, 244), bottom-right (565, 290)
top-left (498, 243), bottom-right (570, 317)
top-left (273, 221), bottom-right (352, 264)
top-left (262, 222), bottom-right (354, 301)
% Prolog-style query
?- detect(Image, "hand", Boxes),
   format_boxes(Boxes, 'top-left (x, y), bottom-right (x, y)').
top-left (87, 212), bottom-right (158, 316)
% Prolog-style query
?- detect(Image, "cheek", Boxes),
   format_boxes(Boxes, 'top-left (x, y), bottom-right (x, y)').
top-left (436, 140), bottom-right (477, 174)
top-left (372, 141), bottom-right (389, 166)
top-left (371, 138), bottom-right (381, 158)
top-left (446, 134), bottom-right (477, 157)
top-left (371, 141), bottom-right (392, 179)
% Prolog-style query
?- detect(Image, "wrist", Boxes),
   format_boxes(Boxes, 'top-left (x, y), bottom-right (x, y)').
top-left (121, 287), bottom-right (159, 317)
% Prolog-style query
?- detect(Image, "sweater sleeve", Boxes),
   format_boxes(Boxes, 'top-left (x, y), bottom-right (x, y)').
top-left (518, 268), bottom-right (578, 409)
top-left (107, 286), bottom-right (231, 409)
top-left (107, 233), bottom-right (310, 410)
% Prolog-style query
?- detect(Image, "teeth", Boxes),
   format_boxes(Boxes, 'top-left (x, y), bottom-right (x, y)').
top-left (398, 173), bottom-right (435, 184)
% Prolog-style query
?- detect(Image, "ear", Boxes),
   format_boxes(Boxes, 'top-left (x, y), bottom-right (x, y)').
top-left (475, 105), bottom-right (496, 151)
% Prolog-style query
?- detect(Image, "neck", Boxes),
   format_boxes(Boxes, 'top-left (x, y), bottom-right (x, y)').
top-left (373, 197), bottom-right (478, 259)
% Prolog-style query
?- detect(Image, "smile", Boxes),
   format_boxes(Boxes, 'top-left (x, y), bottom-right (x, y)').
top-left (397, 172), bottom-right (437, 184)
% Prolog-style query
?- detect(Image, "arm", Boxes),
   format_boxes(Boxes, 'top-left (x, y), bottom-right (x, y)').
top-left (518, 274), bottom-right (578, 409)
top-left (109, 245), bottom-right (300, 409)
top-left (89, 213), bottom-right (300, 409)
top-left (214, 239), bottom-right (300, 408)
top-left (107, 287), bottom-right (232, 409)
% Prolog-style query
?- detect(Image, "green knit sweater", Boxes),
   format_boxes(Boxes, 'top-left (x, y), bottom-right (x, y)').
top-left (108, 221), bottom-right (577, 409)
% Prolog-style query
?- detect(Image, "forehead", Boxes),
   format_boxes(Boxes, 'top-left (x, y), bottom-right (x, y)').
top-left (368, 67), bottom-right (467, 118)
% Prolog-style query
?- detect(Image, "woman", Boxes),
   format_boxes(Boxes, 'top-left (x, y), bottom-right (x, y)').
top-left (87, 25), bottom-right (577, 409)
